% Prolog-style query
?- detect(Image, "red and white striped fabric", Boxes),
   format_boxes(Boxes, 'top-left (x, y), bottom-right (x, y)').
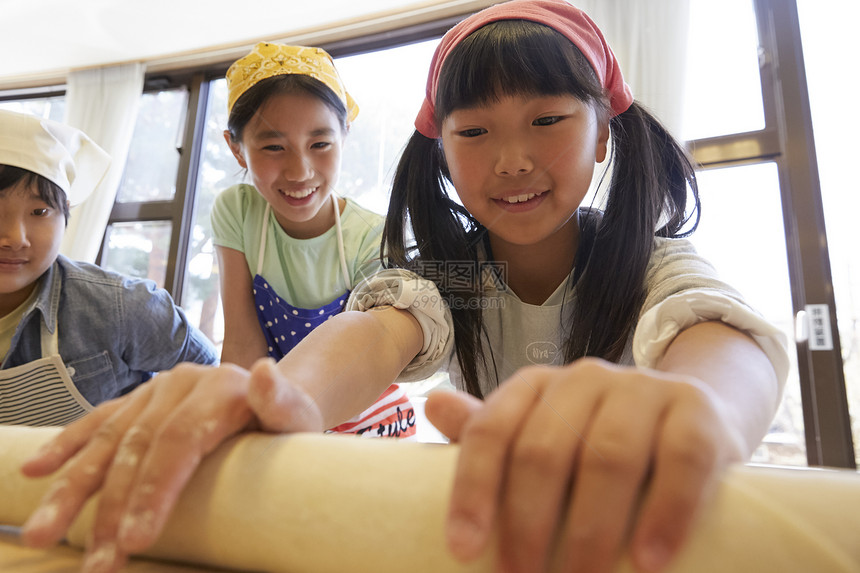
top-left (327, 384), bottom-right (417, 438)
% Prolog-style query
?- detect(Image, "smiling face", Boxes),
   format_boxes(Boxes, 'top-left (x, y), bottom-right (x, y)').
top-left (0, 180), bottom-right (66, 316)
top-left (225, 91), bottom-right (346, 239)
top-left (440, 93), bottom-right (609, 251)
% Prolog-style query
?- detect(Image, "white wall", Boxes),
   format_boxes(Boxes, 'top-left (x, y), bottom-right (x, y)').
top-left (0, 0), bottom-right (494, 88)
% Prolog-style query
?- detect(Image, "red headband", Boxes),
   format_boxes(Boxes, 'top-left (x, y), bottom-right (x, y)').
top-left (414, 0), bottom-right (634, 138)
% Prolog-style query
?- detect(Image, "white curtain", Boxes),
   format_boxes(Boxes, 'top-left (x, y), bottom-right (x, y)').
top-left (60, 62), bottom-right (145, 263)
top-left (578, 0), bottom-right (692, 137)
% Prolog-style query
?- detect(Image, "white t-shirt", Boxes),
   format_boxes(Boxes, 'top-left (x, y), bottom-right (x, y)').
top-left (346, 236), bottom-right (789, 395)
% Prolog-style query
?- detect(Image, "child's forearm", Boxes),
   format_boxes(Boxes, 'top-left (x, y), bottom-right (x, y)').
top-left (274, 306), bottom-right (424, 429)
top-left (655, 320), bottom-right (781, 456)
top-left (221, 335), bottom-right (268, 369)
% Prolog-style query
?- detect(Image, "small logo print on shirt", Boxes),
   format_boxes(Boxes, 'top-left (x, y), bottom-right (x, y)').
top-left (527, 341), bottom-right (559, 365)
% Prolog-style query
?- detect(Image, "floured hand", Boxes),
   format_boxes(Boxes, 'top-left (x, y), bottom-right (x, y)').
top-left (20, 358), bottom-right (322, 573)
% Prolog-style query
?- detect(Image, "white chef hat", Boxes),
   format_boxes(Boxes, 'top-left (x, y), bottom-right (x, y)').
top-left (0, 109), bottom-right (111, 206)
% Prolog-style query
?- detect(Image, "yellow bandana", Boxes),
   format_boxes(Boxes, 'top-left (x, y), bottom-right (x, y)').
top-left (226, 42), bottom-right (358, 122)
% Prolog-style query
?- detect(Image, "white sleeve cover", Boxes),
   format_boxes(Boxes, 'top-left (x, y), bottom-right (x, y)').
top-left (633, 288), bottom-right (790, 387)
top-left (346, 269), bottom-right (454, 382)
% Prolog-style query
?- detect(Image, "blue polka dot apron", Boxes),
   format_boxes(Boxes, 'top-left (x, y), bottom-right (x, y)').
top-left (252, 194), bottom-right (415, 438)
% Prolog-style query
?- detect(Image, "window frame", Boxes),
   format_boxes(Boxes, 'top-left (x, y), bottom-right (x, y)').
top-left (686, 0), bottom-right (854, 468)
top-left (97, 72), bottom-right (203, 299)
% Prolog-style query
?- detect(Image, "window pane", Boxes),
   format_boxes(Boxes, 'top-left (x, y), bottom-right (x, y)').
top-left (798, 0), bottom-right (860, 463)
top-left (0, 96), bottom-right (66, 122)
top-left (335, 40), bottom-right (456, 409)
top-left (102, 221), bottom-right (172, 288)
top-left (690, 163), bottom-right (804, 465)
top-left (335, 38), bottom-right (439, 214)
top-left (682, 0), bottom-right (764, 140)
top-left (179, 78), bottom-right (242, 349)
top-left (116, 89), bottom-right (188, 203)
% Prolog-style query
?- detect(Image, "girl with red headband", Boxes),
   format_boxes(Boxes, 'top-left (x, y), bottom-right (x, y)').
top-left (20, 2), bottom-right (787, 572)
top-left (371, 1), bottom-right (786, 571)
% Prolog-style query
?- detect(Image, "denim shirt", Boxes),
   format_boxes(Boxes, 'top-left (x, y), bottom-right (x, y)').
top-left (1, 255), bottom-right (217, 406)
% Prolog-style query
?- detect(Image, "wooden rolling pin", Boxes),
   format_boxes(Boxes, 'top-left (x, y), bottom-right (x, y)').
top-left (1, 424), bottom-right (858, 573)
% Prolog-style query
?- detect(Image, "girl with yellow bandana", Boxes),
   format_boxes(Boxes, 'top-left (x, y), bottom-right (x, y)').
top-left (214, 43), bottom-right (414, 438)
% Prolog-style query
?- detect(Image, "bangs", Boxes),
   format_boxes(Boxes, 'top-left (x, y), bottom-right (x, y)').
top-left (228, 74), bottom-right (348, 141)
top-left (0, 164), bottom-right (70, 221)
top-left (435, 20), bottom-right (605, 120)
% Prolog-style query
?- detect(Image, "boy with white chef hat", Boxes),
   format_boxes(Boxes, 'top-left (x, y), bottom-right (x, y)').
top-left (0, 109), bottom-right (216, 426)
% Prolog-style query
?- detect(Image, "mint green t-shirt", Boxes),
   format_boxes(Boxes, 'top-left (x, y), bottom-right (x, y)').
top-left (211, 184), bottom-right (384, 309)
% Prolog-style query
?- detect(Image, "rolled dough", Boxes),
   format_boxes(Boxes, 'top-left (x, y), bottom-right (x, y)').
top-left (0, 424), bottom-right (858, 572)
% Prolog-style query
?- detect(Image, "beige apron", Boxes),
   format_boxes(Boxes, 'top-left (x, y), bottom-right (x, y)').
top-left (0, 319), bottom-right (93, 426)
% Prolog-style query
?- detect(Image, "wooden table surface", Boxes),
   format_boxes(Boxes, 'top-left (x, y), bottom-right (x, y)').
top-left (0, 526), bottom-right (227, 573)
